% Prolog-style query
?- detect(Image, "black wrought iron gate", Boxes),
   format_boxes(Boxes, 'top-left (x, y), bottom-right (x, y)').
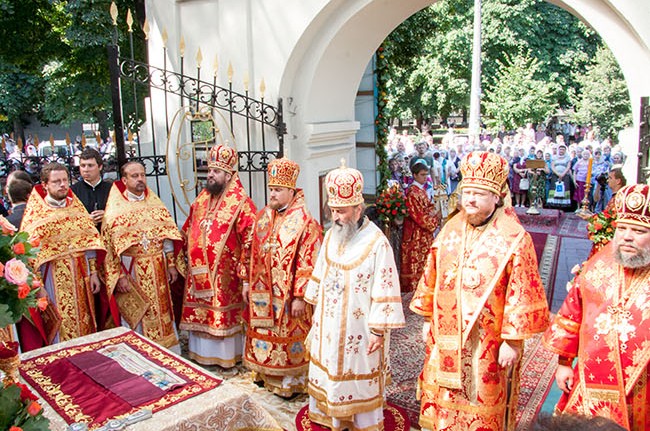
top-left (107, 8), bottom-right (285, 224)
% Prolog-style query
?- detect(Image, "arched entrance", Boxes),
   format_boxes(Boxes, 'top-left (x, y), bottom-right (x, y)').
top-left (279, 0), bottom-right (650, 217)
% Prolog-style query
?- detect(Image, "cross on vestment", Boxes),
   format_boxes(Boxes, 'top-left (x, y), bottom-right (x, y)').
top-left (140, 232), bottom-right (151, 251)
top-left (443, 231), bottom-right (461, 251)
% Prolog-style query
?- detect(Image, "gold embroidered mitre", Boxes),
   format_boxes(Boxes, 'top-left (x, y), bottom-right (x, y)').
top-left (325, 159), bottom-right (364, 207)
top-left (615, 183), bottom-right (650, 228)
top-left (208, 144), bottom-right (238, 174)
top-left (267, 157), bottom-right (299, 189)
top-left (460, 151), bottom-right (509, 196)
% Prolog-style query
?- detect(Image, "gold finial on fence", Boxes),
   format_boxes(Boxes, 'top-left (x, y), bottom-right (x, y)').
top-left (212, 55), bottom-right (218, 77)
top-left (196, 48), bottom-right (203, 68)
top-left (143, 18), bottom-right (150, 40)
top-left (162, 28), bottom-right (168, 48)
top-left (243, 71), bottom-right (249, 92)
top-left (17, 137), bottom-right (23, 151)
top-left (65, 133), bottom-right (71, 145)
top-left (227, 62), bottom-right (233, 83)
top-left (96, 132), bottom-right (102, 144)
top-left (110, 2), bottom-right (118, 26)
top-left (260, 78), bottom-right (266, 98)
top-left (128, 130), bottom-right (133, 142)
top-left (34, 135), bottom-right (39, 146)
top-left (49, 134), bottom-right (54, 147)
top-left (1, 137), bottom-right (5, 152)
top-left (179, 36), bottom-right (186, 57)
top-left (126, 9), bottom-right (134, 33)
top-left (81, 135), bottom-right (87, 149)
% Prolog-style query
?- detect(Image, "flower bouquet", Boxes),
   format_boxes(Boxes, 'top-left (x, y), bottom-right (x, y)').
top-left (586, 207), bottom-right (616, 247)
top-left (375, 183), bottom-right (408, 224)
top-left (0, 216), bottom-right (46, 328)
top-left (0, 377), bottom-right (50, 431)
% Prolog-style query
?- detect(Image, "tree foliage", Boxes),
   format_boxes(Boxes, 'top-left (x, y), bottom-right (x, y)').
top-left (0, 0), bottom-right (145, 138)
top-left (572, 46), bottom-right (632, 140)
top-left (483, 51), bottom-right (558, 129)
top-left (383, 0), bottom-right (601, 126)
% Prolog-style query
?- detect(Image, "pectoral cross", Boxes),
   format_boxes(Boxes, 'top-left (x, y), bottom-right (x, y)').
top-left (262, 239), bottom-right (279, 252)
top-left (140, 232), bottom-right (151, 251)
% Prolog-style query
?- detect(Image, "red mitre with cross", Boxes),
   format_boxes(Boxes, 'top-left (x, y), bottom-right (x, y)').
top-left (460, 151), bottom-right (509, 196)
top-left (208, 144), bottom-right (238, 174)
top-left (325, 159), bottom-right (364, 207)
top-left (267, 157), bottom-right (300, 189)
top-left (615, 184), bottom-right (650, 228)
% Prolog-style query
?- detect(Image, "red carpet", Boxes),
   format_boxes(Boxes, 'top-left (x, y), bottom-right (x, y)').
top-left (514, 330), bottom-right (557, 430)
top-left (295, 402), bottom-right (410, 431)
top-left (384, 294), bottom-right (556, 430)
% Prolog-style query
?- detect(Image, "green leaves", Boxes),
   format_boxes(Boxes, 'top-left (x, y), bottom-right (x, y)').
top-left (572, 46), bottom-right (632, 141)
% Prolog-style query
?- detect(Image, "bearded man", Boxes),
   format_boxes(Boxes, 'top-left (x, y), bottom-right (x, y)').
top-left (410, 151), bottom-right (550, 431)
top-left (542, 183), bottom-right (650, 430)
top-left (305, 160), bottom-right (405, 431)
top-left (244, 157), bottom-right (322, 397)
top-left (21, 162), bottom-right (106, 343)
top-left (102, 161), bottom-right (185, 351)
top-left (180, 144), bottom-right (257, 368)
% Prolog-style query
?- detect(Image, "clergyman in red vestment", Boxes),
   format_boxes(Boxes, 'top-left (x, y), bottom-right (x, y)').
top-left (243, 157), bottom-right (322, 397)
top-left (180, 144), bottom-right (257, 368)
top-left (542, 183), bottom-right (650, 430)
top-left (21, 163), bottom-right (106, 343)
top-left (400, 159), bottom-right (440, 292)
top-left (410, 151), bottom-right (550, 431)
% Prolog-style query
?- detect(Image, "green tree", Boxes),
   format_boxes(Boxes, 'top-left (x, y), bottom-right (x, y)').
top-left (382, 0), bottom-right (600, 127)
top-left (0, 0), bottom-right (65, 139)
top-left (483, 51), bottom-right (558, 129)
top-left (572, 46), bottom-right (632, 141)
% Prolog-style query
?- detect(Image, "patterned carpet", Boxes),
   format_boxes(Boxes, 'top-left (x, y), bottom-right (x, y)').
top-left (387, 290), bottom-right (557, 430)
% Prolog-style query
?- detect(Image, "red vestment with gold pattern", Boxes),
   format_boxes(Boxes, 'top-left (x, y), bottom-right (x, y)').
top-left (400, 183), bottom-right (439, 292)
top-left (410, 206), bottom-right (550, 431)
top-left (542, 242), bottom-right (650, 430)
top-left (102, 182), bottom-right (186, 349)
top-left (21, 186), bottom-right (106, 342)
top-left (244, 189), bottom-right (322, 396)
top-left (180, 175), bottom-right (256, 365)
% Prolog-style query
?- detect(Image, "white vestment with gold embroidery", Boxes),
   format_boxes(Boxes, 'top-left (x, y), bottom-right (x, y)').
top-left (305, 219), bottom-right (405, 420)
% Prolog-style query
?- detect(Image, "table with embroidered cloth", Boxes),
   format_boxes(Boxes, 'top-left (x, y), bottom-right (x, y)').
top-left (19, 327), bottom-right (283, 431)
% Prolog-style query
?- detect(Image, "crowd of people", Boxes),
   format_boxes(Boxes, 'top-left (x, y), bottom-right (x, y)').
top-left (386, 123), bottom-right (627, 212)
top-left (1, 137), bottom-right (647, 430)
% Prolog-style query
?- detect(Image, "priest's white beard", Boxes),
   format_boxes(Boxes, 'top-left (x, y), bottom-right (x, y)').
top-left (614, 244), bottom-right (650, 268)
top-left (330, 219), bottom-right (358, 246)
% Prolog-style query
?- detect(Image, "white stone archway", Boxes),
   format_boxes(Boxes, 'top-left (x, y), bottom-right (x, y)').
top-left (146, 0), bottom-right (650, 219)
top-left (279, 0), bottom-right (650, 217)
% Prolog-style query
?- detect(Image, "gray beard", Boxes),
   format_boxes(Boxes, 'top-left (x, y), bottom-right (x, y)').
top-left (614, 246), bottom-right (650, 269)
top-left (330, 219), bottom-right (358, 245)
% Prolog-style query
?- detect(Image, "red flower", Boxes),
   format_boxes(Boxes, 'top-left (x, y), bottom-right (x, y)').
top-left (391, 209), bottom-right (397, 215)
top-left (0, 261), bottom-right (3, 277)
top-left (27, 401), bottom-right (42, 416)
top-left (14, 382), bottom-right (38, 401)
top-left (9, 426), bottom-right (23, 431)
top-left (37, 297), bottom-right (48, 311)
top-left (18, 284), bottom-right (30, 299)
top-left (13, 242), bottom-right (25, 255)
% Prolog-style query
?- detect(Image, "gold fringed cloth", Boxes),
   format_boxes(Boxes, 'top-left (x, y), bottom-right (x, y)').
top-left (20, 329), bottom-right (222, 430)
top-left (21, 185), bottom-right (106, 271)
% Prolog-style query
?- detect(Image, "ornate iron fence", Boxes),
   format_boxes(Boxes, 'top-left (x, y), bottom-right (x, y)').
top-left (106, 5), bottom-right (285, 223)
